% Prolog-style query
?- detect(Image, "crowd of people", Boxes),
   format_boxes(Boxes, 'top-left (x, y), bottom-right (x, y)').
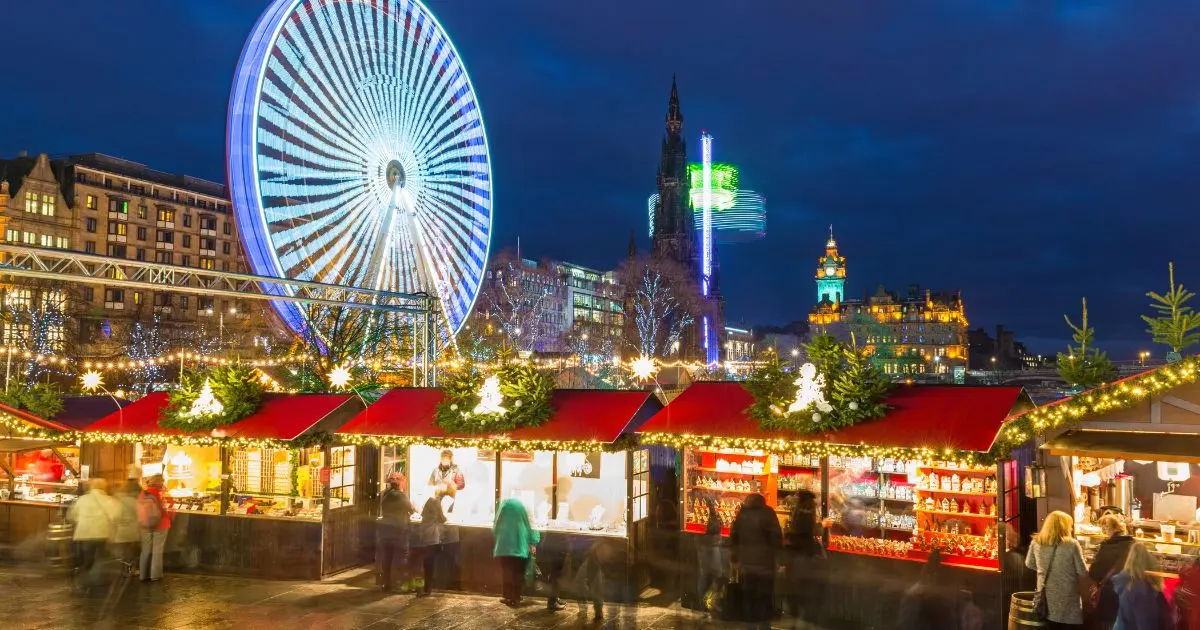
top-left (1025, 510), bottom-right (1200, 630)
top-left (64, 474), bottom-right (172, 593)
top-left (375, 466), bottom-right (609, 619)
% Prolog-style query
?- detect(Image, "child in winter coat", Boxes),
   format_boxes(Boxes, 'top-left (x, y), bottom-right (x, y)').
top-left (1113, 543), bottom-right (1169, 630)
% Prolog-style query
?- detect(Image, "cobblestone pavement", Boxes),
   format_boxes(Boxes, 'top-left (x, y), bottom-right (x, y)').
top-left (0, 564), bottom-right (817, 630)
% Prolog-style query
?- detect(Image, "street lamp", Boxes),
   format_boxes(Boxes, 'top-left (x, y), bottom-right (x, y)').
top-left (1139, 351), bottom-right (1150, 366)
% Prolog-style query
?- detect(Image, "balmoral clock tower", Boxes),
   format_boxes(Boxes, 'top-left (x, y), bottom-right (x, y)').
top-left (815, 226), bottom-right (846, 304)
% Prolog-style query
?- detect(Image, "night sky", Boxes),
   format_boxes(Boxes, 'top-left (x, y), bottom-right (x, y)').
top-left (2, 1), bottom-right (1199, 360)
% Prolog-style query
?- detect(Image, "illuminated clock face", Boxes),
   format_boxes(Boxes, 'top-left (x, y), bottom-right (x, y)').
top-left (825, 267), bottom-right (836, 277)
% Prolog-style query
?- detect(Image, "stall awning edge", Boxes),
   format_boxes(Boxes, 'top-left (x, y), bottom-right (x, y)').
top-left (1043, 429), bottom-right (1200, 464)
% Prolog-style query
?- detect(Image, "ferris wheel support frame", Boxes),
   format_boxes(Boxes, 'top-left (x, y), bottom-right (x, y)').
top-left (0, 244), bottom-right (441, 385)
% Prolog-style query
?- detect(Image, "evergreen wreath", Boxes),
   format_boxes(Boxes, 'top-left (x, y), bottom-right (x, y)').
top-left (745, 335), bottom-right (892, 433)
top-left (160, 364), bottom-right (264, 432)
top-left (435, 362), bottom-right (555, 434)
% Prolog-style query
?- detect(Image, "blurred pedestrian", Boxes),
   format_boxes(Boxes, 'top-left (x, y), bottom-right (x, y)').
top-left (112, 479), bottom-right (142, 567)
top-left (1112, 543), bottom-right (1169, 630)
top-left (138, 475), bottom-right (171, 582)
top-left (1026, 510), bottom-right (1092, 629)
top-left (377, 472), bottom-right (414, 593)
top-left (538, 532), bottom-right (568, 612)
top-left (897, 549), bottom-right (959, 630)
top-left (696, 492), bottom-right (724, 608)
top-left (67, 478), bottom-right (120, 591)
top-left (493, 498), bottom-right (539, 607)
top-left (412, 483), bottom-right (448, 597)
top-left (1088, 514), bottom-right (1135, 630)
top-left (784, 490), bottom-right (827, 624)
top-left (729, 492), bottom-right (782, 630)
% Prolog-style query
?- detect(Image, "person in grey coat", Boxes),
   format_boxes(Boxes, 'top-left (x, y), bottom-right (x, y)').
top-left (1026, 510), bottom-right (1092, 629)
top-left (412, 484), bottom-right (449, 596)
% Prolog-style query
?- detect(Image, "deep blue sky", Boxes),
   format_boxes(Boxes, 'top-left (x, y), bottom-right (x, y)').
top-left (2, 1), bottom-right (1199, 359)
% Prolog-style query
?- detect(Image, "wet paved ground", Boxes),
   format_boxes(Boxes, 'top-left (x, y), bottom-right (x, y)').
top-left (0, 564), bottom-right (817, 630)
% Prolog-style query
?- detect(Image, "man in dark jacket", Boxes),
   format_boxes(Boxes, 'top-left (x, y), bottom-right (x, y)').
top-left (378, 473), bottom-right (415, 593)
top-left (729, 493), bottom-right (782, 629)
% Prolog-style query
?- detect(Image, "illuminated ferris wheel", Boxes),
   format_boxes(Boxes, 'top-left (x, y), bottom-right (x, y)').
top-left (227, 0), bottom-right (493, 338)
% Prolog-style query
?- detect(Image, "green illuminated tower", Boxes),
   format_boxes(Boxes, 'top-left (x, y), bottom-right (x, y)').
top-left (816, 226), bottom-right (846, 304)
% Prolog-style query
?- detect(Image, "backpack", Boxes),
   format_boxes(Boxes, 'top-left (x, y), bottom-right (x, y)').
top-left (138, 491), bottom-right (163, 530)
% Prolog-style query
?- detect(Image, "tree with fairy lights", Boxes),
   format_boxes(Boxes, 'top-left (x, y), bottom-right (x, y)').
top-left (1057, 297), bottom-right (1117, 389)
top-left (563, 321), bottom-right (621, 388)
top-left (476, 249), bottom-right (562, 353)
top-left (0, 280), bottom-right (76, 387)
top-left (620, 255), bottom-right (699, 359)
top-left (125, 313), bottom-right (169, 393)
top-left (1141, 261), bottom-right (1200, 363)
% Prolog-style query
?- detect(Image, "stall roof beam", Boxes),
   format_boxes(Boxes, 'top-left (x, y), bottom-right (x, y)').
top-left (1043, 429), bottom-right (1200, 464)
top-left (0, 244), bottom-right (438, 315)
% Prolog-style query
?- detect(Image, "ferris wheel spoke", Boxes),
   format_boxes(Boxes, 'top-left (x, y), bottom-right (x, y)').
top-left (264, 33), bottom-right (371, 154)
top-left (295, 9), bottom-right (385, 151)
top-left (274, 23), bottom-right (375, 152)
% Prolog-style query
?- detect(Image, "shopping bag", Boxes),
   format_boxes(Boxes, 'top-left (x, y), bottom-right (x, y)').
top-left (720, 579), bottom-right (744, 622)
top-left (525, 553), bottom-right (541, 585)
top-left (704, 580), bottom-right (725, 614)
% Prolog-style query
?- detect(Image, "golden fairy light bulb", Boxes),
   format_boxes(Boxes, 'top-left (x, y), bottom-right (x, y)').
top-left (80, 371), bottom-right (104, 392)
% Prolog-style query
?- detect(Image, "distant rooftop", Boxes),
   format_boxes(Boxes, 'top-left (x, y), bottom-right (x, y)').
top-left (68, 153), bottom-right (227, 200)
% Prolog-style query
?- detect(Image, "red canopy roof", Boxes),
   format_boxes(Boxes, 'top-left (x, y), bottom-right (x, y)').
top-left (338, 388), bottom-right (660, 444)
top-left (0, 401), bottom-right (72, 432)
top-left (85, 392), bottom-right (355, 440)
top-left (639, 382), bottom-right (1026, 452)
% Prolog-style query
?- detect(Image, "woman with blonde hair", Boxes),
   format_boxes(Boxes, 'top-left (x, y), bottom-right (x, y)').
top-left (1112, 543), bottom-right (1167, 630)
top-left (1026, 511), bottom-right (1092, 629)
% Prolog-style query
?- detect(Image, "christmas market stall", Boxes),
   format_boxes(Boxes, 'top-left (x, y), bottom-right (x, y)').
top-left (0, 400), bottom-right (84, 549)
top-left (1038, 356), bottom-right (1200, 601)
top-left (639, 365), bottom-right (1033, 629)
top-left (80, 379), bottom-right (366, 579)
top-left (336, 376), bottom-right (662, 601)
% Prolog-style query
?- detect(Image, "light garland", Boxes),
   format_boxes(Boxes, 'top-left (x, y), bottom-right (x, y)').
top-left (638, 432), bottom-right (988, 467)
top-left (338, 432), bottom-right (638, 454)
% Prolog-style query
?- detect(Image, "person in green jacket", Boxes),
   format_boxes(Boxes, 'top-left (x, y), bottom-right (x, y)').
top-left (493, 498), bottom-right (540, 607)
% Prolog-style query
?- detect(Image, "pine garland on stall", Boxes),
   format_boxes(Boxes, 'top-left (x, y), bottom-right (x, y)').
top-left (434, 362), bottom-right (555, 434)
top-left (160, 364), bottom-right (264, 432)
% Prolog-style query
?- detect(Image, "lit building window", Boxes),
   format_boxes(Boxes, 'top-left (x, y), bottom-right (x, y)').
top-left (24, 191), bottom-right (38, 213)
top-left (86, 195), bottom-right (97, 210)
top-left (39, 234), bottom-right (52, 247)
top-left (22, 232), bottom-right (36, 245)
top-left (5, 288), bottom-right (32, 309)
top-left (4, 229), bottom-right (18, 242)
top-left (41, 194), bottom-right (55, 216)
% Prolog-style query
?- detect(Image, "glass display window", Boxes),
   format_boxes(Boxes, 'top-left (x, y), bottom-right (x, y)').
top-left (828, 455), bottom-right (917, 539)
top-left (409, 445), bottom-right (496, 527)
top-left (329, 446), bottom-right (355, 509)
top-left (380, 444), bottom-right (407, 493)
top-left (501, 450), bottom-right (554, 522)
top-left (555, 451), bottom-right (627, 536)
top-left (631, 449), bottom-right (650, 522)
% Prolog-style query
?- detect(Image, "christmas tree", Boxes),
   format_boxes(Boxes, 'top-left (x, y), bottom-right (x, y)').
top-left (1141, 261), bottom-right (1200, 362)
top-left (831, 344), bottom-right (891, 425)
top-left (1057, 297), bottom-right (1117, 388)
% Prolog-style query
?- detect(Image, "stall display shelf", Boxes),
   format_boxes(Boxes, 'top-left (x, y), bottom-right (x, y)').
top-left (689, 485), bottom-right (758, 496)
top-left (692, 467), bottom-right (769, 476)
top-left (920, 465), bottom-right (994, 475)
top-left (917, 488), bottom-right (994, 498)
top-left (916, 508), bottom-right (997, 519)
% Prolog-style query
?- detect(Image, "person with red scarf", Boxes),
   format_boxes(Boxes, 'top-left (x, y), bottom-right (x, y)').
top-left (1176, 559), bottom-right (1200, 630)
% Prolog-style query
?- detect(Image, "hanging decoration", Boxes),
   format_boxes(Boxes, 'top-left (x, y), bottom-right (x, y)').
top-left (159, 364), bottom-right (264, 432)
top-left (434, 362), bottom-right (554, 434)
top-left (745, 336), bottom-right (891, 433)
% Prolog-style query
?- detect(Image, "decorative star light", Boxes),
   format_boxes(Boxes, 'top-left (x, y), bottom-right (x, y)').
top-left (630, 356), bottom-right (657, 381)
top-left (328, 366), bottom-right (352, 389)
top-left (788, 363), bottom-right (833, 415)
top-left (472, 374), bottom-right (507, 416)
top-left (80, 371), bottom-right (104, 392)
top-left (184, 379), bottom-right (225, 418)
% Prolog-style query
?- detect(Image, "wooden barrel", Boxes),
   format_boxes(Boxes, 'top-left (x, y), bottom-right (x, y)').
top-left (45, 521), bottom-right (73, 569)
top-left (1008, 591), bottom-right (1043, 629)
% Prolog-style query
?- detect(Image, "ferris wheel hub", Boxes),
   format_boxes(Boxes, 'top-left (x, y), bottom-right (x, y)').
top-left (385, 160), bottom-right (406, 190)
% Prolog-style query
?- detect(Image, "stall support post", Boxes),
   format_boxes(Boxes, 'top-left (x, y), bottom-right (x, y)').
top-left (819, 455), bottom-right (831, 548)
top-left (997, 460), bottom-right (1008, 624)
top-left (219, 445), bottom-right (230, 516)
top-left (322, 445), bottom-right (332, 517)
top-left (493, 453), bottom-right (501, 509)
top-left (550, 452), bottom-right (559, 519)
